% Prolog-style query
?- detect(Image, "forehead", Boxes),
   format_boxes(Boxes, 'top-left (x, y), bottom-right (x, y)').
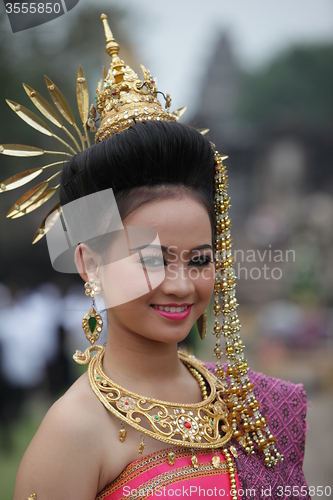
top-left (122, 195), bottom-right (212, 248)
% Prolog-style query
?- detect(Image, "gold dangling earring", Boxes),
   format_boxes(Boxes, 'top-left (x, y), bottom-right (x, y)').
top-left (197, 311), bottom-right (207, 340)
top-left (82, 278), bottom-right (103, 345)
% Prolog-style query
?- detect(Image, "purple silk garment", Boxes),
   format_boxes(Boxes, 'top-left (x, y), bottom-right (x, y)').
top-left (205, 363), bottom-right (311, 500)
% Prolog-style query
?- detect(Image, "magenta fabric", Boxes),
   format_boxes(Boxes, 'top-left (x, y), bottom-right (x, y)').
top-left (96, 448), bottom-right (242, 499)
top-left (205, 363), bottom-right (311, 500)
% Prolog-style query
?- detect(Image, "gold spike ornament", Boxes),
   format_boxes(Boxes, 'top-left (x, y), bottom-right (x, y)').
top-left (94, 14), bottom-right (178, 142)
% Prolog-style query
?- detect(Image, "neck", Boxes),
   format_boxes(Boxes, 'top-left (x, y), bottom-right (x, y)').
top-left (103, 326), bottom-right (185, 391)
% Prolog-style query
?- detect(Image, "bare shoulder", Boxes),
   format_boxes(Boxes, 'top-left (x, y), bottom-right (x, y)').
top-left (14, 373), bottom-right (105, 500)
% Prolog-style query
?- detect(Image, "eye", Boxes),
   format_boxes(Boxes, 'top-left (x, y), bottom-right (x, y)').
top-left (140, 255), bottom-right (166, 268)
top-left (190, 255), bottom-right (213, 266)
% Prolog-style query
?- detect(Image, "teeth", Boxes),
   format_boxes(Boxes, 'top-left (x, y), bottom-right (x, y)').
top-left (154, 305), bottom-right (189, 313)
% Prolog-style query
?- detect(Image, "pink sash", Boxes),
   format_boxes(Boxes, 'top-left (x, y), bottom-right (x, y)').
top-left (96, 448), bottom-right (242, 499)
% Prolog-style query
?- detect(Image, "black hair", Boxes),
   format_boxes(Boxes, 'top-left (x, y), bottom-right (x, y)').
top-left (60, 121), bottom-right (215, 250)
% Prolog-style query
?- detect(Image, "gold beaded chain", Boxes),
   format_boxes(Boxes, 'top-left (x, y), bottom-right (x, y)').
top-left (212, 149), bottom-right (283, 467)
top-left (184, 360), bottom-right (240, 498)
top-left (183, 362), bottom-right (209, 400)
top-left (223, 448), bottom-right (239, 500)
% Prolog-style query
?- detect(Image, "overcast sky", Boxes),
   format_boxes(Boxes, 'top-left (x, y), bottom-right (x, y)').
top-left (109, 0), bottom-right (333, 114)
top-left (1, 0), bottom-right (332, 114)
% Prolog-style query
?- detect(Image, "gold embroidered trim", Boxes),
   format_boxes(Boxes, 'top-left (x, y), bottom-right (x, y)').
top-left (96, 449), bottom-right (229, 499)
top-left (120, 464), bottom-right (229, 500)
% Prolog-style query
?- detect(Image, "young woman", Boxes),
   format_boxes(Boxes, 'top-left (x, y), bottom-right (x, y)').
top-left (4, 14), bottom-right (309, 500)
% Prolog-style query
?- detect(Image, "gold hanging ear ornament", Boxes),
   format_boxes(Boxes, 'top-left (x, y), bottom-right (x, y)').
top-left (82, 279), bottom-right (103, 345)
top-left (197, 310), bottom-right (207, 340)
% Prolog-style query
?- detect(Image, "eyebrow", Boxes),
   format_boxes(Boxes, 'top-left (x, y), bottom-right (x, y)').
top-left (130, 244), bottom-right (213, 252)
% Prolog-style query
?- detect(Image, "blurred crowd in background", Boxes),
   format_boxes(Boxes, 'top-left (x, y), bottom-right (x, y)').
top-left (0, 1), bottom-right (332, 498)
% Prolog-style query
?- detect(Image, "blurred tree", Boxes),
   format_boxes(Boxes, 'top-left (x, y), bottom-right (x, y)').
top-left (238, 44), bottom-right (333, 134)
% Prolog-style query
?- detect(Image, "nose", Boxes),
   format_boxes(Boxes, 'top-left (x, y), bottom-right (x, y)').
top-left (161, 263), bottom-right (196, 298)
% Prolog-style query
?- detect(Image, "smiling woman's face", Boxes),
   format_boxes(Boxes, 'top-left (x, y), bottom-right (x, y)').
top-left (100, 194), bottom-right (215, 345)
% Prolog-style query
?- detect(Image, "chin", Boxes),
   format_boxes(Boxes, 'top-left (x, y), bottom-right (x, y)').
top-left (142, 325), bottom-right (191, 345)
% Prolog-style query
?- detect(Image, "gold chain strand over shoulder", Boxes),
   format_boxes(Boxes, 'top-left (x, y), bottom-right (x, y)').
top-left (73, 346), bottom-right (233, 449)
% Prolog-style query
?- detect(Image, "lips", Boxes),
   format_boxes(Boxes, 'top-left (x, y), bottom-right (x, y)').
top-left (150, 304), bottom-right (192, 321)
top-left (152, 304), bottom-right (189, 313)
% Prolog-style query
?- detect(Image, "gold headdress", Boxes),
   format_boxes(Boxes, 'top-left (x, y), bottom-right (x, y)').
top-left (0, 14), bottom-right (186, 243)
top-left (95, 14), bottom-right (181, 141)
top-left (1, 14), bottom-right (282, 468)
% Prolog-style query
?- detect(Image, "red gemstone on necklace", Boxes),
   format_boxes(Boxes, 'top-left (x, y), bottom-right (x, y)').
top-left (184, 422), bottom-right (191, 429)
top-left (125, 401), bottom-right (129, 405)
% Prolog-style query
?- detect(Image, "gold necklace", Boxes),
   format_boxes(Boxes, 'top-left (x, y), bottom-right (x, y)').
top-left (74, 346), bottom-right (239, 499)
top-left (74, 345), bottom-right (232, 449)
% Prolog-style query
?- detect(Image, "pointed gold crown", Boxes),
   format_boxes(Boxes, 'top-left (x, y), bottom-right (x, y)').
top-left (95, 14), bottom-right (184, 141)
top-left (0, 14), bottom-right (188, 243)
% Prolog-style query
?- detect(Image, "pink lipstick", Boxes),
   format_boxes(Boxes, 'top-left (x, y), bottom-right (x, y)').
top-left (150, 303), bottom-right (192, 321)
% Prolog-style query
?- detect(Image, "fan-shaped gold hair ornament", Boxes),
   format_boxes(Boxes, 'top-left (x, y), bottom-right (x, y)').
top-left (44, 76), bottom-right (87, 151)
top-left (0, 161), bottom-right (64, 192)
top-left (23, 83), bottom-right (82, 152)
top-left (6, 100), bottom-right (76, 155)
top-left (32, 201), bottom-right (62, 244)
top-left (0, 13), bottom-right (191, 243)
top-left (6, 171), bottom-right (61, 218)
top-left (77, 66), bottom-right (91, 148)
top-left (0, 144), bottom-right (71, 157)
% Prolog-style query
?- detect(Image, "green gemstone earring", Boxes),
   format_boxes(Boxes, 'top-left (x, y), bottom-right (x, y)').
top-left (82, 278), bottom-right (103, 345)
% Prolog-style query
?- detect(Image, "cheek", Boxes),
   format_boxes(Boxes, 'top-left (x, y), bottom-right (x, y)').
top-left (107, 293), bottom-right (146, 321)
top-left (100, 256), bottom-right (163, 308)
top-left (191, 266), bottom-right (215, 297)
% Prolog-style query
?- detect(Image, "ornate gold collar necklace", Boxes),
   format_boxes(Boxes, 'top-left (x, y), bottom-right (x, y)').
top-left (74, 345), bottom-right (233, 449)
